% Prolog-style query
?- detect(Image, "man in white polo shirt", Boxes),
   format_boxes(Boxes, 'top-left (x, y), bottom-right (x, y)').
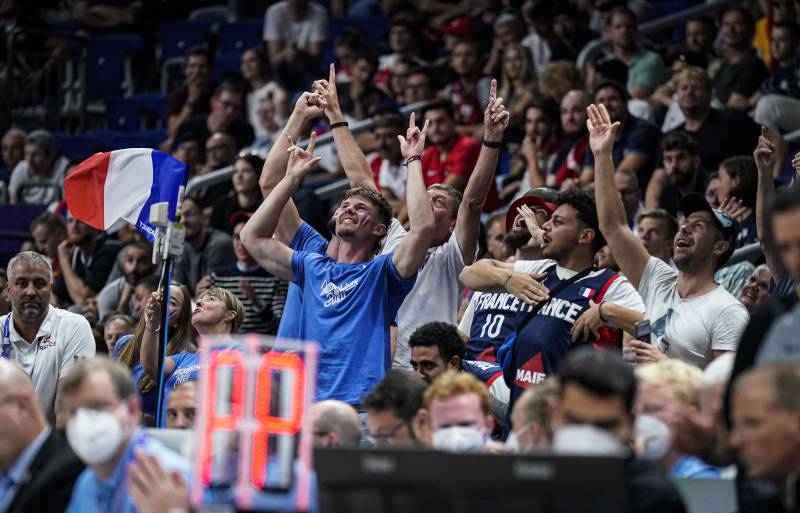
top-left (1, 251), bottom-right (95, 423)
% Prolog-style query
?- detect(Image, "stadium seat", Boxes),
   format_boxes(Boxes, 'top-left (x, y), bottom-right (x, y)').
top-left (218, 19), bottom-right (265, 54)
top-left (105, 94), bottom-right (168, 132)
top-left (323, 16), bottom-right (390, 69)
top-left (53, 132), bottom-right (107, 161)
top-left (86, 34), bottom-right (145, 99)
top-left (159, 21), bottom-right (212, 62)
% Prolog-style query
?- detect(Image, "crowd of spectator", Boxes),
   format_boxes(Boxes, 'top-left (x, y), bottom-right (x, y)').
top-left (2, 0), bottom-right (800, 512)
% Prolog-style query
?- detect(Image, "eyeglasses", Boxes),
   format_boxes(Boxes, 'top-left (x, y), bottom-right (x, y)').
top-left (366, 419), bottom-right (408, 446)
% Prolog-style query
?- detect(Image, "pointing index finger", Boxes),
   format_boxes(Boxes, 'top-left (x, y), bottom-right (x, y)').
top-left (490, 79), bottom-right (497, 102)
top-left (409, 111), bottom-right (416, 130)
top-left (329, 63), bottom-right (336, 85)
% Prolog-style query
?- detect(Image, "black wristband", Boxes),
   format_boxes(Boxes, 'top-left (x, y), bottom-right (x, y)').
top-left (598, 301), bottom-right (608, 323)
top-left (482, 139), bottom-right (502, 149)
top-left (330, 121), bottom-right (349, 130)
top-left (403, 155), bottom-right (422, 166)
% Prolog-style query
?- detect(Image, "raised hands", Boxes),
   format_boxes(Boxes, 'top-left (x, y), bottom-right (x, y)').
top-left (586, 103), bottom-right (620, 156)
top-left (397, 112), bottom-right (430, 159)
top-left (719, 196), bottom-right (749, 223)
top-left (311, 63), bottom-right (344, 123)
top-left (484, 79), bottom-right (510, 141)
top-left (518, 204), bottom-right (545, 247)
top-left (753, 126), bottom-right (777, 174)
top-left (292, 91), bottom-right (328, 121)
top-left (286, 131), bottom-right (322, 178)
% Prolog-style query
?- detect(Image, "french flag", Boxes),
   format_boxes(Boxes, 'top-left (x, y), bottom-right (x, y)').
top-left (64, 149), bottom-right (187, 241)
top-left (578, 287), bottom-right (595, 299)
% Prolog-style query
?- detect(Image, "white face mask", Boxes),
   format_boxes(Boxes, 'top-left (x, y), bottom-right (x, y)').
top-left (552, 425), bottom-right (625, 455)
top-left (634, 414), bottom-right (671, 461)
top-left (505, 422), bottom-right (534, 453)
top-left (66, 405), bottom-right (128, 465)
top-left (432, 425), bottom-right (486, 452)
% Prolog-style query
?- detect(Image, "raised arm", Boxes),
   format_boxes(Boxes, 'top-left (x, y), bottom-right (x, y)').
top-left (259, 92), bottom-right (326, 244)
top-left (455, 79), bottom-right (508, 265)
top-left (754, 127), bottom-right (784, 280)
top-left (392, 113), bottom-right (435, 278)
top-left (589, 104), bottom-right (651, 289)
top-left (313, 64), bottom-right (377, 191)
top-left (140, 291), bottom-right (176, 380)
top-left (241, 135), bottom-right (323, 282)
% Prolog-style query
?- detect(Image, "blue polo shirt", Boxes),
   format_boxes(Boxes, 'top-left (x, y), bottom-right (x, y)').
top-left (64, 430), bottom-right (190, 513)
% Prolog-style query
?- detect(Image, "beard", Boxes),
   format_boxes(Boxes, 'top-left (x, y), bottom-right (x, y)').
top-left (504, 230), bottom-right (532, 250)
top-left (14, 299), bottom-right (47, 322)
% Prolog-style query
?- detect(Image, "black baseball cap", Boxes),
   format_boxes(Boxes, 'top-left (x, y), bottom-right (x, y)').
top-left (679, 193), bottom-right (739, 265)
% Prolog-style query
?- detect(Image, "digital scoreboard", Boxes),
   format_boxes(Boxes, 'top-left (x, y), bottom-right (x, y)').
top-left (190, 335), bottom-right (318, 512)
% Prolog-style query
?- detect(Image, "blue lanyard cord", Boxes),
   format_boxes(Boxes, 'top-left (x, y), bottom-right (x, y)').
top-left (2, 316), bottom-right (11, 359)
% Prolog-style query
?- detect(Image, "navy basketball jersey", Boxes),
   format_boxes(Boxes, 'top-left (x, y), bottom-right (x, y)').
top-left (466, 292), bottom-right (535, 361)
top-left (509, 265), bottom-right (621, 402)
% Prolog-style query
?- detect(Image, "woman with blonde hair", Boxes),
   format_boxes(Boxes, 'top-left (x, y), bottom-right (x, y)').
top-left (141, 286), bottom-right (246, 426)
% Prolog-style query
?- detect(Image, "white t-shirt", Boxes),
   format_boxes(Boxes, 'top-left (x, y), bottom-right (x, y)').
top-left (246, 82), bottom-right (288, 137)
top-left (9, 156), bottom-right (69, 204)
top-left (638, 256), bottom-right (749, 368)
top-left (262, 1), bottom-right (328, 52)
top-left (378, 158), bottom-right (407, 200)
top-left (513, 259), bottom-right (646, 317)
top-left (392, 224), bottom-right (469, 370)
top-left (1, 306), bottom-right (96, 421)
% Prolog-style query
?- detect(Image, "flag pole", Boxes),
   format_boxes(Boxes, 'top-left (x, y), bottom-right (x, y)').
top-left (151, 185), bottom-right (186, 427)
top-left (154, 256), bottom-right (173, 427)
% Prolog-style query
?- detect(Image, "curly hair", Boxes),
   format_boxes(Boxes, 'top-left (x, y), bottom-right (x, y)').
top-left (557, 189), bottom-right (606, 252)
top-left (408, 322), bottom-right (466, 364)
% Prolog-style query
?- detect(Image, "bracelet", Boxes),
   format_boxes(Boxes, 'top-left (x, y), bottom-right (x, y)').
top-left (280, 128), bottom-right (293, 139)
top-left (146, 324), bottom-right (161, 333)
top-left (598, 301), bottom-right (608, 323)
top-left (482, 139), bottom-right (502, 149)
top-left (503, 271), bottom-right (513, 290)
top-left (329, 121), bottom-right (349, 130)
top-left (403, 155), bottom-right (422, 167)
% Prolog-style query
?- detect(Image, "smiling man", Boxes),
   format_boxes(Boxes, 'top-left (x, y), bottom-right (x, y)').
top-left (1, 252), bottom-right (95, 423)
top-left (590, 102), bottom-right (749, 368)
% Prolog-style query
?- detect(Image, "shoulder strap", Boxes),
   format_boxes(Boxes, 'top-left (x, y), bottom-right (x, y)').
top-left (514, 265), bottom-right (598, 335)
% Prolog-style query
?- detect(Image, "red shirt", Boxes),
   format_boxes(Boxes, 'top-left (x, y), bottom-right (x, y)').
top-left (422, 134), bottom-right (502, 212)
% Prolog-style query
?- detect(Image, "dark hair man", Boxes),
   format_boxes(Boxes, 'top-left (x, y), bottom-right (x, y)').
top-left (590, 102), bottom-right (749, 368)
top-left (551, 348), bottom-right (687, 513)
top-left (363, 370), bottom-right (428, 447)
top-left (462, 187), bottom-right (645, 430)
top-left (173, 81), bottom-right (255, 152)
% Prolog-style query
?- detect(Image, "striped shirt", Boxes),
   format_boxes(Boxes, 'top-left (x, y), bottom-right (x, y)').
top-left (211, 263), bottom-right (289, 335)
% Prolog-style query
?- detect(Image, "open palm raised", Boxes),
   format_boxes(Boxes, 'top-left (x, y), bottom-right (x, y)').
top-left (586, 103), bottom-right (620, 156)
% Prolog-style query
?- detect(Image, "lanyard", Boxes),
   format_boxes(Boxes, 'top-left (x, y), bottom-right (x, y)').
top-left (2, 315), bottom-right (39, 378)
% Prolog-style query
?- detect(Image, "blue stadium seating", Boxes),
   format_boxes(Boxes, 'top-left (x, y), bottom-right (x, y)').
top-left (213, 53), bottom-right (244, 83)
top-left (105, 94), bottom-right (167, 132)
top-left (218, 19), bottom-right (265, 54)
top-left (159, 21), bottom-right (212, 62)
top-left (86, 35), bottom-right (144, 99)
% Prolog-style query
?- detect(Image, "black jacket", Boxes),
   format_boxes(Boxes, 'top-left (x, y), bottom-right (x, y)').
top-left (5, 430), bottom-right (85, 513)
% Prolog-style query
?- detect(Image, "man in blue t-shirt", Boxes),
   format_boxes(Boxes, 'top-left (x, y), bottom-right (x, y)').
top-left (241, 113), bottom-right (434, 405)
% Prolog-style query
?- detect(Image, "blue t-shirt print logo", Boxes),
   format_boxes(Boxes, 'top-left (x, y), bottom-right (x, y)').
top-left (650, 308), bottom-right (673, 354)
top-left (320, 278), bottom-right (360, 308)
